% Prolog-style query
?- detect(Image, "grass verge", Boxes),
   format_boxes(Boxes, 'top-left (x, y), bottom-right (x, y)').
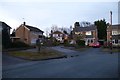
top-left (7, 48), bottom-right (66, 61)
top-left (102, 48), bottom-right (120, 52)
top-left (63, 46), bottom-right (89, 52)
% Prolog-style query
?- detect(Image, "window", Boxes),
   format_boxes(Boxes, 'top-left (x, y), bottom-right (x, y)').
top-left (112, 31), bottom-right (118, 35)
top-left (75, 32), bottom-right (82, 35)
top-left (115, 39), bottom-right (118, 44)
top-left (60, 34), bottom-right (63, 37)
top-left (118, 40), bottom-right (120, 44)
top-left (86, 31), bottom-right (91, 35)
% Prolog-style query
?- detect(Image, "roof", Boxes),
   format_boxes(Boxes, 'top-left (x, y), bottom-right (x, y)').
top-left (52, 31), bottom-right (63, 34)
top-left (73, 25), bottom-right (96, 32)
top-left (23, 24), bottom-right (44, 33)
top-left (112, 24), bottom-right (120, 30)
top-left (0, 21), bottom-right (12, 29)
top-left (112, 35), bottom-right (120, 39)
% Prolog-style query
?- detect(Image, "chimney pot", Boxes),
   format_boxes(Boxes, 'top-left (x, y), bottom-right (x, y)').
top-left (23, 22), bottom-right (26, 25)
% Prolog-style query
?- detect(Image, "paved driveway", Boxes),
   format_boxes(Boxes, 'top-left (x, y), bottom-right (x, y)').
top-left (2, 46), bottom-right (119, 78)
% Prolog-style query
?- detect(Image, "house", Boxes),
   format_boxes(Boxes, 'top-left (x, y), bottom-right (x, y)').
top-left (51, 31), bottom-right (69, 43)
top-left (107, 24), bottom-right (120, 46)
top-left (0, 21), bottom-right (11, 36)
top-left (15, 22), bottom-right (44, 45)
top-left (73, 22), bottom-right (98, 46)
top-left (0, 21), bottom-right (12, 48)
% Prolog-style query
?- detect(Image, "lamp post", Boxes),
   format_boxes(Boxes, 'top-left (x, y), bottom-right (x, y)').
top-left (110, 11), bottom-right (112, 54)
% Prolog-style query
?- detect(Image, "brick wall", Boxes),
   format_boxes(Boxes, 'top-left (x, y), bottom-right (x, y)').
top-left (16, 25), bottom-right (30, 44)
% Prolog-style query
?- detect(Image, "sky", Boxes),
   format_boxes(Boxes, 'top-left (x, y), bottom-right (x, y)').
top-left (0, 0), bottom-right (119, 35)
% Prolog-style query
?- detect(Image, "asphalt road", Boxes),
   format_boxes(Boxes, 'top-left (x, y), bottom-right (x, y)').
top-left (2, 46), bottom-right (119, 78)
top-left (2, 53), bottom-right (30, 66)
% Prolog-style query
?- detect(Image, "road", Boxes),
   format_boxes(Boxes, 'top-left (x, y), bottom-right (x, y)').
top-left (2, 46), bottom-right (118, 78)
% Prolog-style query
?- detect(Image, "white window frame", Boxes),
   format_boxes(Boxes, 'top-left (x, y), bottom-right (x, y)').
top-left (86, 31), bottom-right (92, 35)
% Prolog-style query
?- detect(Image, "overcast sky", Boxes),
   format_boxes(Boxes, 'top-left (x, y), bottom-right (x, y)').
top-left (0, 0), bottom-right (119, 34)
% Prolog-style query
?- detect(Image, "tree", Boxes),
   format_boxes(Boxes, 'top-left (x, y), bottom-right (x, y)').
top-left (94, 19), bottom-right (107, 41)
top-left (74, 22), bottom-right (80, 28)
top-left (45, 27), bottom-right (50, 38)
top-left (51, 25), bottom-right (58, 32)
top-left (63, 30), bottom-right (68, 34)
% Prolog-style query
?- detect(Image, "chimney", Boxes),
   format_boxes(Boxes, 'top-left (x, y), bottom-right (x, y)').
top-left (23, 22), bottom-right (26, 25)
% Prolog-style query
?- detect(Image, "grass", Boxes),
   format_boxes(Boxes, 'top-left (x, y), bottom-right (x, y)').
top-left (8, 48), bottom-right (65, 61)
top-left (102, 47), bottom-right (120, 52)
top-left (63, 45), bottom-right (89, 52)
top-left (73, 47), bottom-right (89, 51)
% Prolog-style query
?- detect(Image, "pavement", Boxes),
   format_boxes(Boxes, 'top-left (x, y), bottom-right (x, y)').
top-left (2, 46), bottom-right (119, 78)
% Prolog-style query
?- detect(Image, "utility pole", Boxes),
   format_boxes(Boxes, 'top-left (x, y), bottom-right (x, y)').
top-left (110, 11), bottom-right (112, 54)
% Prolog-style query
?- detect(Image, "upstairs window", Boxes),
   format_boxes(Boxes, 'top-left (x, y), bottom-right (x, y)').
top-left (112, 31), bottom-right (118, 35)
top-left (86, 31), bottom-right (91, 35)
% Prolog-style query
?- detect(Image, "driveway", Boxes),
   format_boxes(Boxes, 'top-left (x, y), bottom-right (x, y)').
top-left (2, 46), bottom-right (119, 78)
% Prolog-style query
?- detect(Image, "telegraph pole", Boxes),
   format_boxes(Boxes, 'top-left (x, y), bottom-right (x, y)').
top-left (110, 11), bottom-right (112, 54)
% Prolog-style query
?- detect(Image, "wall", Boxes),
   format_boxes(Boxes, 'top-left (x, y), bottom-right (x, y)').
top-left (16, 25), bottom-right (30, 44)
top-left (30, 31), bottom-right (43, 45)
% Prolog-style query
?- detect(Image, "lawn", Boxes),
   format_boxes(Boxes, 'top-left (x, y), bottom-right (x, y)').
top-left (102, 48), bottom-right (120, 52)
top-left (63, 46), bottom-right (89, 52)
top-left (8, 48), bottom-right (66, 61)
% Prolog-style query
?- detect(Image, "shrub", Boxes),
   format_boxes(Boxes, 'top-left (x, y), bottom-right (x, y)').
top-left (52, 41), bottom-right (60, 46)
top-left (64, 40), bottom-right (69, 46)
top-left (11, 41), bottom-right (30, 48)
top-left (76, 40), bottom-right (85, 47)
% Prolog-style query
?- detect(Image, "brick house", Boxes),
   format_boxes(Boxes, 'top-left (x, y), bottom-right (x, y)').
top-left (107, 24), bottom-right (120, 46)
top-left (73, 23), bottom-right (98, 46)
top-left (15, 22), bottom-right (44, 45)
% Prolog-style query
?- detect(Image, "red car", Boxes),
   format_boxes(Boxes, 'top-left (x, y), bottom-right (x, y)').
top-left (92, 42), bottom-right (101, 48)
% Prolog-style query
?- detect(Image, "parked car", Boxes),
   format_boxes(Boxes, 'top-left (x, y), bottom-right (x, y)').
top-left (92, 42), bottom-right (101, 48)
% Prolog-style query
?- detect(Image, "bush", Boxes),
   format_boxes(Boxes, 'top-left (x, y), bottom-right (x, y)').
top-left (52, 41), bottom-right (60, 46)
top-left (11, 41), bottom-right (30, 48)
top-left (76, 40), bottom-right (85, 47)
top-left (64, 40), bottom-right (69, 46)
top-left (63, 40), bottom-right (74, 47)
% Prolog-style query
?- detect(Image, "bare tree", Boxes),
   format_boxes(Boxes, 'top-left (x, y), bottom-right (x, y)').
top-left (45, 27), bottom-right (50, 37)
top-left (51, 24), bottom-right (59, 32)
